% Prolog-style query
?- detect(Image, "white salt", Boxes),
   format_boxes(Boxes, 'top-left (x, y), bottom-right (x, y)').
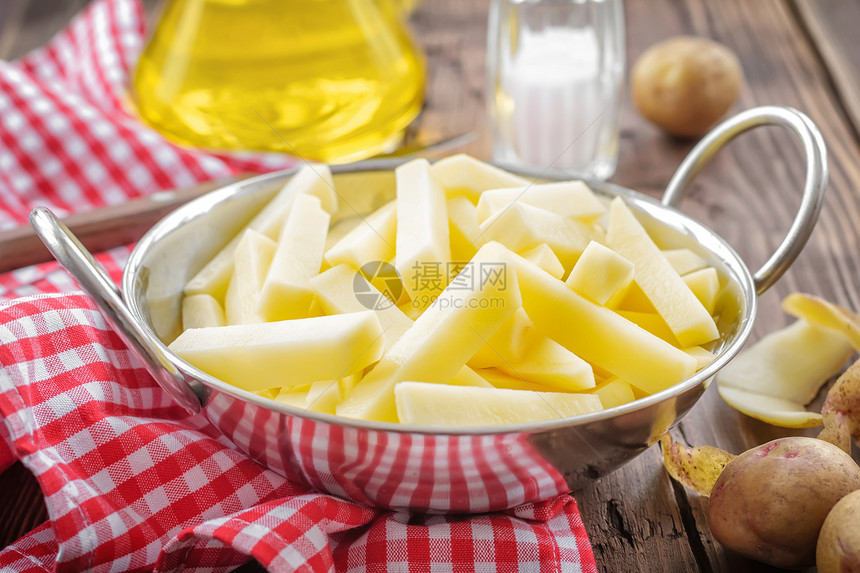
top-left (500, 26), bottom-right (606, 170)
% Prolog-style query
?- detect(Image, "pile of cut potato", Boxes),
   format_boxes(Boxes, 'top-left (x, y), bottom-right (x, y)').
top-left (169, 155), bottom-right (724, 426)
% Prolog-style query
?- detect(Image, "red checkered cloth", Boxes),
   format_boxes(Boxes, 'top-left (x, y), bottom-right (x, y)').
top-left (0, 0), bottom-right (598, 570)
top-left (0, 293), bottom-right (597, 572)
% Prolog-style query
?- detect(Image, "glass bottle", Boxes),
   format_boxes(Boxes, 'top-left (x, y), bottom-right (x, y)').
top-left (487, 0), bottom-right (625, 179)
top-left (132, 0), bottom-right (425, 163)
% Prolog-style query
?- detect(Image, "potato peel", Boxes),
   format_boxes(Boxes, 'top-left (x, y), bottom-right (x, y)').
top-left (718, 386), bottom-right (824, 428)
top-left (716, 318), bottom-right (852, 427)
top-left (817, 411), bottom-right (851, 455)
top-left (782, 293), bottom-right (860, 350)
top-left (820, 357), bottom-right (860, 448)
top-left (660, 434), bottom-right (734, 497)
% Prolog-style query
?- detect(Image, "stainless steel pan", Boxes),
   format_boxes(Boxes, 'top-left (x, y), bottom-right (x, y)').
top-left (30, 106), bottom-right (827, 513)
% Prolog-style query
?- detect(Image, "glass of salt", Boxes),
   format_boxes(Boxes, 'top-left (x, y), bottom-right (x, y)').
top-left (487, 0), bottom-right (625, 180)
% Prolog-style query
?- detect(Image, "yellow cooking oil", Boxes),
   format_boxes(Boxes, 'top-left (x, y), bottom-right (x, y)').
top-left (131, 0), bottom-right (425, 162)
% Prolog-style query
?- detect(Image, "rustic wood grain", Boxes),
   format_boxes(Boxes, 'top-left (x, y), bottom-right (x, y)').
top-left (0, 0), bottom-right (89, 60)
top-left (792, 0), bottom-right (860, 140)
top-left (0, 176), bottom-right (246, 274)
top-left (2, 1), bottom-right (860, 572)
top-left (0, 463), bottom-right (48, 547)
top-left (410, 0), bottom-right (860, 571)
top-left (0, 1), bottom-right (27, 60)
top-left (608, 0), bottom-right (860, 571)
top-left (409, 0), bottom-right (492, 158)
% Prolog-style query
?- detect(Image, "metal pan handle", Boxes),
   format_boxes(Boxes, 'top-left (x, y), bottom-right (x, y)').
top-left (661, 106), bottom-right (828, 296)
top-left (30, 207), bottom-right (202, 415)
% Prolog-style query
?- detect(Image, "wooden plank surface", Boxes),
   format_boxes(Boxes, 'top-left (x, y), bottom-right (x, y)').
top-left (0, 176), bottom-right (248, 274)
top-left (417, 3), bottom-right (860, 570)
top-left (0, 462), bottom-right (48, 546)
top-left (583, 0), bottom-right (860, 570)
top-left (1, 0), bottom-right (860, 571)
top-left (793, 0), bottom-right (860, 138)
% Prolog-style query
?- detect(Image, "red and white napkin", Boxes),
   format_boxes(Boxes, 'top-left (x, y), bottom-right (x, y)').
top-left (0, 0), bottom-right (598, 570)
top-left (0, 293), bottom-right (596, 572)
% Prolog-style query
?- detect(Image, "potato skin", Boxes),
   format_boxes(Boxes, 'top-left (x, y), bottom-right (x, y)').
top-left (632, 36), bottom-right (743, 137)
top-left (706, 437), bottom-right (860, 569)
top-left (817, 489), bottom-right (860, 573)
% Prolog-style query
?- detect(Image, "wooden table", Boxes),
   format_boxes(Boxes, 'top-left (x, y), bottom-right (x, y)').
top-left (2, 0), bottom-right (860, 571)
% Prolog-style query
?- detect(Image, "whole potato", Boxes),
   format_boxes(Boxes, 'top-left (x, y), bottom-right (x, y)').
top-left (632, 36), bottom-right (743, 137)
top-left (706, 437), bottom-right (860, 569)
top-left (817, 489), bottom-right (860, 573)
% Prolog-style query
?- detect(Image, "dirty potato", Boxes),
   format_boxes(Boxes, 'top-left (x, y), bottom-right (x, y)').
top-left (706, 437), bottom-right (860, 569)
top-left (817, 488), bottom-right (860, 573)
top-left (632, 36), bottom-right (743, 137)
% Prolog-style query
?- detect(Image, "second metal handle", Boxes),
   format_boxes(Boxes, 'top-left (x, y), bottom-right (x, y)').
top-left (662, 106), bottom-right (828, 295)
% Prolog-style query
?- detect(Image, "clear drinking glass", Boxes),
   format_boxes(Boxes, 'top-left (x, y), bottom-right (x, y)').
top-left (487, 0), bottom-right (625, 179)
